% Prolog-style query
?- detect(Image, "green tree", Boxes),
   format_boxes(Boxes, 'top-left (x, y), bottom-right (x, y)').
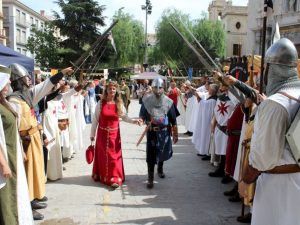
top-left (52, 0), bottom-right (106, 66)
top-left (155, 8), bottom-right (192, 63)
top-left (26, 23), bottom-right (61, 68)
top-left (192, 19), bottom-right (225, 59)
top-left (110, 11), bottom-right (144, 67)
top-left (154, 9), bottom-right (225, 72)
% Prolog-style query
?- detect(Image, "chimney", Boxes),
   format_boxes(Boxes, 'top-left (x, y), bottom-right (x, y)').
top-left (40, 10), bottom-right (45, 16)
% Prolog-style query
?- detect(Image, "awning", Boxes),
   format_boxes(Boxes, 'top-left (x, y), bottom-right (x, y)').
top-left (131, 72), bottom-right (167, 80)
top-left (0, 44), bottom-right (34, 72)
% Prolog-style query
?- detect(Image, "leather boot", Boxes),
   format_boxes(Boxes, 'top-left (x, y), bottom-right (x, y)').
top-left (147, 172), bottom-right (154, 189)
top-left (147, 163), bottom-right (154, 189)
top-left (208, 155), bottom-right (225, 177)
top-left (32, 210), bottom-right (44, 220)
top-left (157, 161), bottom-right (165, 178)
top-left (31, 200), bottom-right (47, 210)
top-left (224, 183), bottom-right (238, 196)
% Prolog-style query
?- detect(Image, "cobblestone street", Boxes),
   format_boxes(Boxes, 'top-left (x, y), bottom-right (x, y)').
top-left (37, 99), bottom-right (244, 225)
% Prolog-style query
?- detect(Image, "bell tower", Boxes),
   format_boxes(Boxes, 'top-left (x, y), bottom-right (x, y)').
top-left (208, 0), bottom-right (227, 21)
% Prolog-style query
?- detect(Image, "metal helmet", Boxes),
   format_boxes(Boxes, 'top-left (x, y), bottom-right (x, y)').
top-left (9, 63), bottom-right (30, 82)
top-left (265, 38), bottom-right (298, 67)
top-left (151, 78), bottom-right (164, 88)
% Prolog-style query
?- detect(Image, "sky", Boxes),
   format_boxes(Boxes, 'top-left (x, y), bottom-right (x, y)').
top-left (22, 0), bottom-right (248, 33)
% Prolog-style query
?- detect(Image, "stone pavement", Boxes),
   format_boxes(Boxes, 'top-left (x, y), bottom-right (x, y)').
top-left (37, 99), bottom-right (246, 225)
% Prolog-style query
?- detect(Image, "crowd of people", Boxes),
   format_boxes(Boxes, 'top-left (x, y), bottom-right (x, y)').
top-left (169, 38), bottom-right (300, 225)
top-left (0, 37), bottom-right (299, 225)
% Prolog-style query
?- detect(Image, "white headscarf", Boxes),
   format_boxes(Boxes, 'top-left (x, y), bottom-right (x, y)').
top-left (0, 65), bottom-right (11, 91)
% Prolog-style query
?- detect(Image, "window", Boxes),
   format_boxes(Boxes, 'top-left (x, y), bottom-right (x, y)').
top-left (3, 7), bottom-right (9, 22)
top-left (16, 29), bottom-right (21, 42)
top-left (236, 22), bottom-right (241, 30)
top-left (21, 12), bottom-right (26, 24)
top-left (233, 44), bottom-right (242, 56)
top-left (21, 31), bottom-right (26, 43)
top-left (17, 48), bottom-right (21, 53)
top-left (35, 19), bottom-right (38, 27)
top-left (16, 9), bottom-right (21, 23)
top-left (23, 49), bottom-right (27, 55)
top-left (30, 17), bottom-right (34, 25)
top-left (41, 23), bottom-right (44, 30)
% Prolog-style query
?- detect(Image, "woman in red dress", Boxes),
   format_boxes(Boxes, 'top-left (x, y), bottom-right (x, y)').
top-left (90, 81), bottom-right (140, 188)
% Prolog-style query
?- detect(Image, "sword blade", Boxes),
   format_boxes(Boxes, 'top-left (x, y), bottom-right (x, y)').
top-left (169, 22), bottom-right (214, 72)
top-left (179, 19), bottom-right (222, 72)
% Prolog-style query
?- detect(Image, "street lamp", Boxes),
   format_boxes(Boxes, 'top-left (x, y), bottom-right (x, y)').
top-left (141, 0), bottom-right (152, 70)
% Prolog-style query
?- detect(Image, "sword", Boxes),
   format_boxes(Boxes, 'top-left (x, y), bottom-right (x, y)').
top-left (169, 22), bottom-right (215, 72)
top-left (179, 19), bottom-right (223, 72)
top-left (136, 125), bottom-right (150, 147)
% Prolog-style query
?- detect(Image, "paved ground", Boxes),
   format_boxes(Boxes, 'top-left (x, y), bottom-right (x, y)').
top-left (37, 99), bottom-right (246, 225)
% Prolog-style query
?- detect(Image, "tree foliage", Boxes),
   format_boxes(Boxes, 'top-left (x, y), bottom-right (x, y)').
top-left (153, 8), bottom-right (225, 72)
top-left (26, 23), bottom-right (61, 68)
top-left (52, 0), bottom-right (106, 66)
top-left (110, 11), bottom-right (144, 67)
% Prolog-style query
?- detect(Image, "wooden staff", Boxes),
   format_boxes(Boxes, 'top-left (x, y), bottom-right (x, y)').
top-left (259, 0), bottom-right (269, 94)
top-left (136, 125), bottom-right (150, 147)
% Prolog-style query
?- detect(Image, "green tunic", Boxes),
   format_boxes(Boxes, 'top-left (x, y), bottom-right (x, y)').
top-left (0, 104), bottom-right (18, 225)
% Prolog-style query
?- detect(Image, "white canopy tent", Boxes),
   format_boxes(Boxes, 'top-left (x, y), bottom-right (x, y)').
top-left (131, 72), bottom-right (167, 80)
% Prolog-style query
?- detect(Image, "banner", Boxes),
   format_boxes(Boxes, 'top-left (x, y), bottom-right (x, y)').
top-left (188, 67), bottom-right (193, 81)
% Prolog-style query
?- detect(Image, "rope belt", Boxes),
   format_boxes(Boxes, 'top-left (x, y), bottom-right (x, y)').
top-left (99, 126), bottom-right (118, 131)
top-left (19, 126), bottom-right (40, 137)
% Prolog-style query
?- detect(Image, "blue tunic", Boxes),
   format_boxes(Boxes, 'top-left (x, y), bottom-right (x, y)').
top-left (139, 103), bottom-right (178, 164)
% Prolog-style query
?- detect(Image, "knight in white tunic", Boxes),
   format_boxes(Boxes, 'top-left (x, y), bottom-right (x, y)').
top-left (209, 84), bottom-right (236, 177)
top-left (241, 38), bottom-right (300, 225)
top-left (193, 84), bottom-right (218, 157)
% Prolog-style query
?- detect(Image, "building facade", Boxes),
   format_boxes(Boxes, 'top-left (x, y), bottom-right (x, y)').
top-left (208, 0), bottom-right (248, 58)
top-left (3, 0), bottom-right (49, 57)
top-left (0, 0), bottom-right (7, 45)
top-left (246, 0), bottom-right (300, 55)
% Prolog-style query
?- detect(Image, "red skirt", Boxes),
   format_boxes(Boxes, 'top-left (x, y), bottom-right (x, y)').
top-left (92, 126), bottom-right (125, 186)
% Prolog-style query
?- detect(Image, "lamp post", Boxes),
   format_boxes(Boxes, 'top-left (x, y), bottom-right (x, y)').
top-left (141, 0), bottom-right (152, 71)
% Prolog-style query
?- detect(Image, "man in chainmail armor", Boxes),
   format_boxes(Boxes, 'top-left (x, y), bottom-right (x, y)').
top-left (139, 78), bottom-right (179, 189)
top-left (241, 38), bottom-right (300, 225)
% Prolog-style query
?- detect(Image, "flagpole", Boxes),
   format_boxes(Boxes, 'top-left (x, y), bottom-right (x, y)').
top-left (259, 0), bottom-right (269, 94)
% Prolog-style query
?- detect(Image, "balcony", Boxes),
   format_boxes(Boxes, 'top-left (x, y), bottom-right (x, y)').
top-left (16, 19), bottom-right (29, 28)
top-left (16, 37), bottom-right (26, 46)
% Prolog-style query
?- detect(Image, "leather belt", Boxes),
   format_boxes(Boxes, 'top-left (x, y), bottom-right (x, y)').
top-left (216, 123), bottom-right (227, 134)
top-left (19, 126), bottom-right (39, 137)
top-left (227, 129), bottom-right (241, 136)
top-left (265, 164), bottom-right (300, 174)
top-left (149, 126), bottom-right (168, 132)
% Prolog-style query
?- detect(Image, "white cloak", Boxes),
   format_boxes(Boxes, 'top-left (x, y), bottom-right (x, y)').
top-left (214, 96), bottom-right (235, 155)
top-left (193, 97), bottom-right (217, 155)
top-left (43, 100), bottom-right (63, 181)
top-left (250, 90), bottom-right (300, 225)
top-left (176, 93), bottom-right (186, 125)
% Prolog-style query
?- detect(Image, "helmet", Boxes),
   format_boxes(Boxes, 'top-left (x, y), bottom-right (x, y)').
top-left (151, 78), bottom-right (164, 88)
top-left (265, 38), bottom-right (298, 67)
top-left (9, 63), bottom-right (30, 82)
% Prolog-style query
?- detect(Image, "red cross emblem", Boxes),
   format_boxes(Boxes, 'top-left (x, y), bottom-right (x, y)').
top-left (61, 101), bottom-right (66, 110)
top-left (53, 109), bottom-right (56, 115)
top-left (217, 102), bottom-right (229, 116)
top-left (30, 108), bottom-right (35, 117)
top-left (235, 70), bottom-right (240, 80)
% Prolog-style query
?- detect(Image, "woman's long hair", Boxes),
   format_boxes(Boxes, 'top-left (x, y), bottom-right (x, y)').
top-left (102, 81), bottom-right (124, 115)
